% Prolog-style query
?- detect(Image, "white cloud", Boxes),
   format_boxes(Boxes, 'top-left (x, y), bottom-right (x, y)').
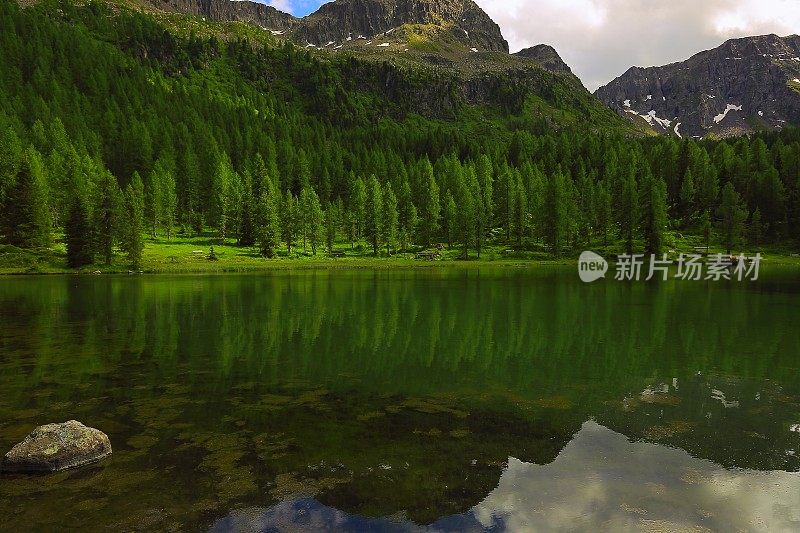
top-left (264, 0), bottom-right (293, 13)
top-left (475, 0), bottom-right (800, 91)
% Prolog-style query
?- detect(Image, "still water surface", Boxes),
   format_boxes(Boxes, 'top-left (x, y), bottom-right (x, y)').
top-left (1, 267), bottom-right (799, 531)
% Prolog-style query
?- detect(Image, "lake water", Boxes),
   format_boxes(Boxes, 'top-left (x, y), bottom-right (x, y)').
top-left (1, 267), bottom-right (799, 531)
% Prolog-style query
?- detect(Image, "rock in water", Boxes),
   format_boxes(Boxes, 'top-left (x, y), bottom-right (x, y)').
top-left (1, 420), bottom-right (112, 473)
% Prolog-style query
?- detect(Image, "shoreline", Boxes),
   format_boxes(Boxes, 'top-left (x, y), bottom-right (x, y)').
top-left (2, 254), bottom-right (799, 276)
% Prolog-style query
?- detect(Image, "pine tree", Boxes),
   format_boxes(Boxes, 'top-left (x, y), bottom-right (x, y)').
top-left (145, 161), bottom-right (165, 238)
top-left (718, 182), bottom-right (748, 254)
top-left (442, 190), bottom-right (456, 249)
top-left (397, 178), bottom-right (417, 251)
top-left (619, 168), bottom-right (639, 254)
top-left (512, 172), bottom-right (528, 247)
top-left (679, 169), bottom-right (695, 222)
top-left (382, 182), bottom-right (398, 255)
top-left (210, 154), bottom-right (235, 243)
top-left (238, 172), bottom-right (256, 247)
top-left (281, 190), bottom-right (297, 255)
top-left (640, 172), bottom-right (668, 255)
top-left (543, 170), bottom-right (568, 257)
top-left (160, 163), bottom-right (177, 240)
top-left (0, 125), bottom-right (22, 211)
top-left (2, 146), bottom-right (51, 249)
top-left (365, 176), bottom-right (383, 256)
top-left (351, 177), bottom-right (367, 241)
top-left (325, 201), bottom-right (339, 254)
top-left (750, 207), bottom-right (763, 249)
top-left (65, 195), bottom-right (93, 268)
top-left (122, 172), bottom-right (145, 268)
top-left (419, 162), bottom-right (440, 247)
top-left (304, 187), bottom-right (323, 255)
top-left (93, 169), bottom-right (121, 265)
top-left (595, 181), bottom-right (612, 247)
top-left (477, 154), bottom-right (494, 235)
top-left (256, 187), bottom-right (280, 258)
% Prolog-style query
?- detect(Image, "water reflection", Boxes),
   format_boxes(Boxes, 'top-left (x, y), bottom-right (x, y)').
top-left (0, 268), bottom-right (799, 530)
top-left (212, 422), bottom-right (800, 532)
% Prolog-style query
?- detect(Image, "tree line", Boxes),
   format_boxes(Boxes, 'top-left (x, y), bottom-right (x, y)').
top-left (1, 0), bottom-right (799, 268)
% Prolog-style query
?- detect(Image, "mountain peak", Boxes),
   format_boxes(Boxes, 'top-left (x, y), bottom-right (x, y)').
top-left (514, 45), bottom-right (572, 74)
top-left (293, 0), bottom-right (508, 52)
top-left (595, 33), bottom-right (800, 138)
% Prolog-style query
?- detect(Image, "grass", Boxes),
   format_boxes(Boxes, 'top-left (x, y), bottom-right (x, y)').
top-left (1, 229), bottom-right (799, 275)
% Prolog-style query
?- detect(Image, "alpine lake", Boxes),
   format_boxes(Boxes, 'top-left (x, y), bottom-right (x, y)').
top-left (1, 266), bottom-right (800, 531)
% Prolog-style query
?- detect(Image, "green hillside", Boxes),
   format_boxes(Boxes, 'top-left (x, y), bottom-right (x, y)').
top-left (0, 0), bottom-right (799, 272)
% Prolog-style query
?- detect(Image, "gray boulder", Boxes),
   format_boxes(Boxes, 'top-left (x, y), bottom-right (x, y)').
top-left (1, 420), bottom-right (112, 473)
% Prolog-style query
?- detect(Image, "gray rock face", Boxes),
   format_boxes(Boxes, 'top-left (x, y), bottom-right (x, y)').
top-left (140, 0), bottom-right (297, 30)
top-left (1, 420), bottom-right (112, 473)
top-left (293, 0), bottom-right (508, 52)
top-left (145, 0), bottom-right (507, 52)
top-left (514, 45), bottom-right (572, 74)
top-left (595, 34), bottom-right (800, 138)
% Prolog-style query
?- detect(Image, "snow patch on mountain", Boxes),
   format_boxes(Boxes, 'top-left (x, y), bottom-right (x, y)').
top-left (714, 104), bottom-right (743, 124)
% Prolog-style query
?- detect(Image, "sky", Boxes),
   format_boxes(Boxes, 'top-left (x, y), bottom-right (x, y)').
top-left (262, 0), bottom-right (800, 91)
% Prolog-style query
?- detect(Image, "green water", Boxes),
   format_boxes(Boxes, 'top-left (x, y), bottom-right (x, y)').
top-left (1, 267), bottom-right (799, 531)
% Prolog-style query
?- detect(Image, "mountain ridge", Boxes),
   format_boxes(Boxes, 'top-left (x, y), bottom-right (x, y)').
top-left (595, 33), bottom-right (800, 138)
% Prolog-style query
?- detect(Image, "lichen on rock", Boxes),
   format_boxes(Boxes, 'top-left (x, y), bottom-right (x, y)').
top-left (1, 420), bottom-right (112, 473)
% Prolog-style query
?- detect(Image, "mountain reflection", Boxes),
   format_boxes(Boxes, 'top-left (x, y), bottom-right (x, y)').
top-left (212, 422), bottom-right (800, 532)
top-left (1, 269), bottom-right (799, 530)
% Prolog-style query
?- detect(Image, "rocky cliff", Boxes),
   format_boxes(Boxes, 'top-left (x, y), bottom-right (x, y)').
top-left (292, 0), bottom-right (507, 52)
top-left (513, 45), bottom-right (572, 75)
top-left (595, 34), bottom-right (800, 138)
top-left (139, 0), bottom-right (297, 30)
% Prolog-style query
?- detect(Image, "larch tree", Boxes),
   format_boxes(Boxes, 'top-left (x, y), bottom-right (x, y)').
top-left (365, 176), bottom-right (383, 256)
top-left (122, 172), bottom-right (145, 268)
top-left (718, 182), bottom-right (748, 254)
top-left (382, 182), bottom-right (398, 255)
top-left (2, 146), bottom-right (51, 249)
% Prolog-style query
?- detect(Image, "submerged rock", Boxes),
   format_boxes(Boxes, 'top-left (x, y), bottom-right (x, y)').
top-left (1, 420), bottom-right (112, 473)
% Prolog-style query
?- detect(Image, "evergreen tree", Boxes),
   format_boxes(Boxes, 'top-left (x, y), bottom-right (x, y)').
top-left (718, 182), bottom-right (748, 254)
top-left (619, 168), bottom-right (639, 254)
top-left (382, 183), bottom-right (398, 255)
top-left (65, 195), bottom-right (93, 268)
top-left (595, 181), bottom-right (612, 247)
top-left (442, 190), bottom-right (456, 249)
top-left (640, 173), bottom-right (668, 255)
top-left (419, 162), bottom-right (440, 247)
top-left (512, 172), bottom-right (528, 247)
top-left (750, 207), bottom-right (763, 249)
top-left (210, 154), bottom-right (235, 243)
top-left (2, 146), bottom-right (51, 249)
top-left (397, 179), bottom-right (417, 251)
top-left (93, 169), bottom-right (122, 265)
top-left (351, 177), bottom-right (367, 241)
top-left (543, 170), bottom-right (568, 257)
top-left (281, 190), bottom-right (297, 255)
top-left (256, 188), bottom-right (280, 258)
top-left (122, 172), bottom-right (145, 268)
top-left (238, 171), bottom-right (256, 247)
top-left (304, 187), bottom-right (323, 255)
top-left (679, 169), bottom-right (695, 222)
top-left (477, 154), bottom-right (494, 235)
top-left (365, 176), bottom-right (383, 256)
top-left (325, 201), bottom-right (339, 254)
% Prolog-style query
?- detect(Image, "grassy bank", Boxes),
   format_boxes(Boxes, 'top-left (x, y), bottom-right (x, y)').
top-left (1, 231), bottom-right (799, 275)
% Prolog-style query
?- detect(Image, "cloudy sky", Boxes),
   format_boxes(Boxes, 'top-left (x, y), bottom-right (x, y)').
top-left (265, 0), bottom-right (800, 91)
